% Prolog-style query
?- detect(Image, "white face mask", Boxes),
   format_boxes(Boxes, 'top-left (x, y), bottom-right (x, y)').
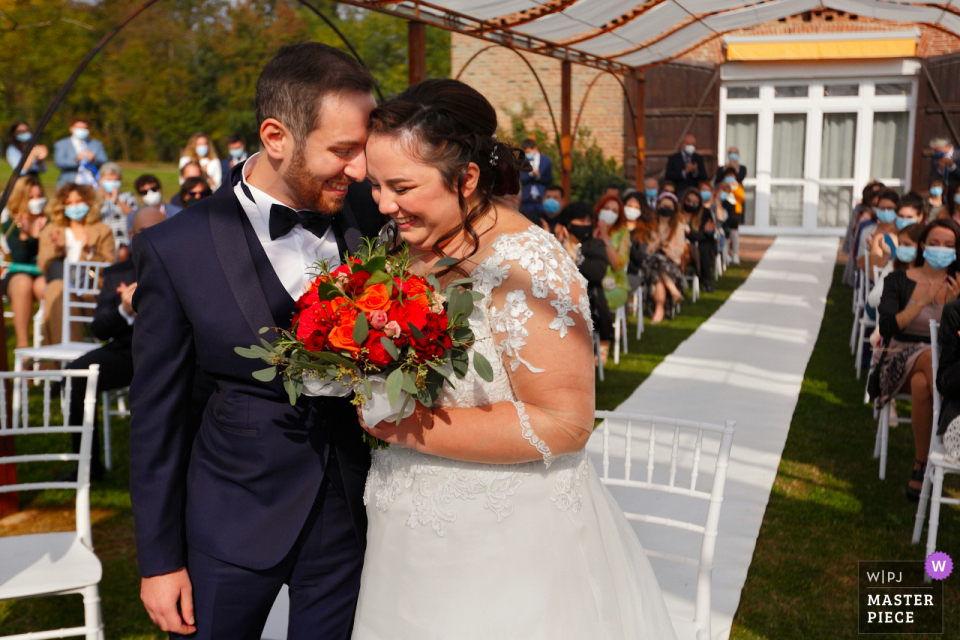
top-left (141, 189), bottom-right (162, 206)
top-left (27, 197), bottom-right (47, 215)
top-left (623, 206), bottom-right (642, 221)
top-left (598, 208), bottom-right (619, 227)
top-left (684, 144), bottom-right (696, 155)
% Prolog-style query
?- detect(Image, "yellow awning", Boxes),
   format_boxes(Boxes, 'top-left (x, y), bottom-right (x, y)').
top-left (727, 38), bottom-right (916, 61)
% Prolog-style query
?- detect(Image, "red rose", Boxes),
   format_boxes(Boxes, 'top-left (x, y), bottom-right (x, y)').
top-left (364, 330), bottom-right (393, 367)
top-left (388, 300), bottom-right (427, 333)
top-left (303, 330), bottom-right (326, 352)
top-left (344, 271), bottom-right (371, 296)
top-left (424, 311), bottom-right (449, 337)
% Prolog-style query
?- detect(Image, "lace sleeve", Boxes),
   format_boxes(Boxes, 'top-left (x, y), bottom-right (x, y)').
top-left (474, 228), bottom-right (595, 465)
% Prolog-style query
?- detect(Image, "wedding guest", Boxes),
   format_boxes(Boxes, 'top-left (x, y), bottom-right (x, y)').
top-left (133, 174), bottom-right (181, 219)
top-left (555, 202), bottom-right (613, 363)
top-left (622, 189), bottom-right (652, 281)
top-left (603, 183), bottom-right (621, 200)
top-left (714, 146), bottom-right (747, 185)
top-left (170, 162), bottom-right (204, 207)
top-left (6, 120), bottom-right (48, 175)
top-left (519, 138), bottom-right (552, 224)
top-left (843, 181), bottom-right (885, 286)
top-left (53, 118), bottom-right (108, 188)
top-left (38, 183), bottom-right (115, 346)
top-left (680, 187), bottom-right (717, 292)
top-left (859, 189), bottom-right (900, 271)
top-left (178, 177), bottom-right (213, 208)
top-left (62, 206), bottom-right (166, 482)
top-left (868, 220), bottom-right (924, 311)
top-left (936, 297), bottom-right (960, 439)
top-left (179, 132), bottom-right (222, 189)
top-left (947, 182), bottom-right (960, 224)
top-left (665, 134), bottom-right (707, 195)
top-left (594, 194), bottom-right (631, 310)
top-left (1, 176), bottom-right (47, 348)
top-left (641, 177), bottom-right (659, 216)
top-left (870, 192), bottom-right (924, 274)
top-left (662, 180), bottom-right (677, 194)
top-left (539, 184), bottom-right (563, 232)
top-left (876, 218), bottom-right (960, 500)
top-left (929, 177), bottom-right (945, 219)
top-left (98, 162), bottom-right (136, 262)
top-left (221, 133), bottom-right (248, 179)
top-left (929, 137), bottom-right (960, 185)
top-left (643, 192), bottom-right (686, 323)
top-left (718, 166), bottom-right (745, 264)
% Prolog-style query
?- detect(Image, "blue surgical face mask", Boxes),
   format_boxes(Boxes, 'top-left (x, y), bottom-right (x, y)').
top-left (876, 208), bottom-right (897, 224)
top-left (71, 128), bottom-right (89, 141)
top-left (645, 188), bottom-right (657, 199)
top-left (542, 198), bottom-right (560, 215)
top-left (930, 186), bottom-right (943, 197)
top-left (15, 132), bottom-right (31, 143)
top-left (895, 216), bottom-right (917, 230)
top-left (724, 176), bottom-right (736, 185)
top-left (195, 144), bottom-right (209, 158)
top-left (64, 203), bottom-right (90, 221)
top-left (728, 153), bottom-right (739, 162)
top-left (923, 246), bottom-right (957, 270)
top-left (896, 245), bottom-right (917, 263)
top-left (700, 190), bottom-right (712, 202)
top-left (525, 152), bottom-right (535, 161)
top-left (229, 147), bottom-right (244, 159)
top-left (102, 179), bottom-right (121, 194)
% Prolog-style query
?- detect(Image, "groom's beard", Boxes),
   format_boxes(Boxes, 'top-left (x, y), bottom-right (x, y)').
top-left (283, 148), bottom-right (347, 216)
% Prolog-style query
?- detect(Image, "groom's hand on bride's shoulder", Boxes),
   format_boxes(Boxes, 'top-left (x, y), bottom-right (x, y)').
top-left (141, 567), bottom-right (196, 634)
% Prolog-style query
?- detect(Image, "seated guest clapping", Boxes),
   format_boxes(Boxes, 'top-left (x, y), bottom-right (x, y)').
top-left (876, 219), bottom-right (960, 500)
top-left (870, 192), bottom-right (922, 273)
top-left (1, 176), bottom-right (48, 348)
top-left (62, 207), bottom-right (166, 481)
top-left (868, 220), bottom-right (924, 311)
top-left (38, 184), bottom-right (115, 346)
top-left (642, 192), bottom-right (686, 323)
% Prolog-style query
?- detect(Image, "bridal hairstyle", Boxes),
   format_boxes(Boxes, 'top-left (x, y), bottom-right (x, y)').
top-left (367, 78), bottom-right (531, 273)
top-left (255, 42), bottom-right (377, 153)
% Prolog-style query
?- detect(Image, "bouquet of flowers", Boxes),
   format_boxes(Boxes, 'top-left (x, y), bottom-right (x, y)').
top-left (236, 240), bottom-right (493, 447)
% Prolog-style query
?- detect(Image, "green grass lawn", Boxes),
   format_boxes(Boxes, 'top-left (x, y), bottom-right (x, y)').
top-left (730, 264), bottom-right (960, 639)
top-left (0, 161), bottom-right (182, 205)
top-left (0, 261), bottom-right (756, 638)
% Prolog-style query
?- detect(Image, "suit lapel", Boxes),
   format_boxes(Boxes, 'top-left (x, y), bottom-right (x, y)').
top-left (209, 186), bottom-right (278, 342)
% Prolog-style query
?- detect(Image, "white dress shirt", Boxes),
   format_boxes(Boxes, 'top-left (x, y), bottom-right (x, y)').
top-left (528, 151), bottom-right (542, 199)
top-left (234, 153), bottom-right (341, 300)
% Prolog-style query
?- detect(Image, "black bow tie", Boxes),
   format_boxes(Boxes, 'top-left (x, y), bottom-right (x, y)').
top-left (268, 203), bottom-right (333, 241)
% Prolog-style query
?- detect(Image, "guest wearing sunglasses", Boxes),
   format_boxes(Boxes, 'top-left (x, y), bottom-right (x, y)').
top-left (179, 177), bottom-right (213, 208)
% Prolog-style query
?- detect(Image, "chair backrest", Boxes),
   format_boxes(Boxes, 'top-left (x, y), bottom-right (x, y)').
top-left (61, 260), bottom-right (109, 345)
top-left (594, 410), bottom-right (736, 640)
top-left (0, 365), bottom-right (100, 548)
top-left (931, 319), bottom-right (942, 442)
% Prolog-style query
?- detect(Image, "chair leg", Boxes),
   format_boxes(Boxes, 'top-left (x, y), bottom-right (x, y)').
top-left (874, 404), bottom-right (885, 460)
top-left (82, 584), bottom-right (103, 640)
top-left (620, 308), bottom-right (628, 355)
top-left (613, 312), bottom-right (621, 365)
top-left (693, 275), bottom-right (700, 303)
top-left (879, 405), bottom-right (890, 480)
top-left (855, 321), bottom-right (867, 380)
top-left (102, 391), bottom-right (112, 472)
top-left (925, 466), bottom-right (946, 573)
top-left (850, 308), bottom-right (860, 354)
top-left (12, 354), bottom-right (22, 429)
top-left (912, 464), bottom-right (935, 544)
top-left (594, 333), bottom-right (604, 382)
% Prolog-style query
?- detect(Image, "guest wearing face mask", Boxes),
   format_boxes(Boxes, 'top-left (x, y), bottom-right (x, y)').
top-left (98, 162), bottom-right (137, 262)
top-left (868, 220), bottom-right (925, 311)
top-left (859, 189), bottom-right (900, 271)
top-left (38, 183), bottom-right (115, 346)
top-left (538, 184), bottom-right (564, 232)
top-left (132, 174), bottom-right (181, 222)
top-left (665, 134), bottom-right (707, 196)
top-left (6, 120), bottom-right (48, 176)
top-left (593, 195), bottom-right (632, 310)
top-left (870, 192), bottom-right (924, 274)
top-left (947, 182), bottom-right (960, 225)
top-left (519, 138), bottom-right (553, 224)
top-left (221, 133), bottom-right (248, 180)
top-left (179, 132), bottom-right (222, 190)
top-left (554, 202), bottom-right (614, 364)
top-left (679, 187), bottom-right (717, 292)
top-left (929, 178), bottom-right (945, 219)
top-left (178, 177), bottom-right (213, 208)
top-left (844, 181), bottom-right (886, 287)
top-left (718, 166), bottom-right (745, 264)
top-left (53, 119), bottom-right (108, 188)
top-left (929, 137), bottom-right (960, 185)
top-left (641, 178), bottom-right (659, 217)
top-left (876, 219), bottom-right (960, 500)
top-left (642, 192), bottom-right (687, 323)
top-left (1, 176), bottom-right (48, 349)
top-left (171, 162), bottom-right (204, 207)
top-left (714, 147), bottom-right (747, 185)
top-left (622, 189), bottom-right (652, 284)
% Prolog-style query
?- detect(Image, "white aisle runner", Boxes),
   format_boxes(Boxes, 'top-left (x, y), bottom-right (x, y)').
top-left (585, 237), bottom-right (838, 639)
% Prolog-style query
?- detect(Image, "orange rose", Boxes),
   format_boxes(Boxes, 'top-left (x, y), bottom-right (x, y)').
top-left (355, 283), bottom-right (392, 313)
top-left (403, 279), bottom-right (431, 312)
top-left (331, 297), bottom-right (357, 323)
top-left (328, 323), bottom-right (360, 352)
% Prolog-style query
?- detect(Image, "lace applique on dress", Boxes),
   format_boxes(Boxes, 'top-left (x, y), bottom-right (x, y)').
top-left (513, 399), bottom-right (554, 468)
top-left (551, 450), bottom-right (588, 512)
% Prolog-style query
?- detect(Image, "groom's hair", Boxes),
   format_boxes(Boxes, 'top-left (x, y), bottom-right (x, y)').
top-left (255, 43), bottom-right (376, 151)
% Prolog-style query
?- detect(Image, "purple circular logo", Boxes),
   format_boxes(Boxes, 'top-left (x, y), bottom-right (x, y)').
top-left (926, 552), bottom-right (953, 580)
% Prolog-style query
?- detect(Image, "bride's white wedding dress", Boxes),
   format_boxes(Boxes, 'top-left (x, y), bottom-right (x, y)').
top-left (352, 227), bottom-right (677, 639)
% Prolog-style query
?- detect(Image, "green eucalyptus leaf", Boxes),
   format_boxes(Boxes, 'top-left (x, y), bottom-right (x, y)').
top-left (380, 337), bottom-right (399, 360)
top-left (259, 327), bottom-right (270, 334)
top-left (315, 281), bottom-right (341, 301)
top-left (447, 277), bottom-right (476, 287)
top-left (366, 271), bottom-right (392, 287)
top-left (353, 312), bottom-right (369, 346)
top-left (434, 256), bottom-right (459, 268)
top-left (470, 290), bottom-right (484, 302)
top-left (452, 327), bottom-right (473, 343)
top-left (473, 351), bottom-right (494, 382)
top-left (407, 322), bottom-right (425, 341)
top-left (284, 376), bottom-right (298, 406)
top-left (313, 351), bottom-right (357, 368)
top-left (260, 338), bottom-right (276, 350)
top-left (362, 256), bottom-right (386, 274)
top-left (450, 349), bottom-right (469, 379)
top-left (386, 368), bottom-right (403, 407)
top-left (253, 367), bottom-right (277, 382)
top-left (395, 393), bottom-right (411, 425)
top-left (426, 273), bottom-right (441, 292)
top-left (401, 370), bottom-right (419, 395)
top-left (363, 376), bottom-right (372, 399)
top-left (235, 346), bottom-right (262, 359)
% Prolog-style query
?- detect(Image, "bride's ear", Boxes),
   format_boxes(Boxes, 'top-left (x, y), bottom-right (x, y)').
top-left (460, 162), bottom-right (481, 200)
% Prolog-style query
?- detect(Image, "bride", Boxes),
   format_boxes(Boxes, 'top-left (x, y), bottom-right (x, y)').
top-left (353, 79), bottom-right (677, 640)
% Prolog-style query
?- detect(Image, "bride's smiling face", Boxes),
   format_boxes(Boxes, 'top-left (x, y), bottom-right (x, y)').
top-left (366, 132), bottom-right (480, 252)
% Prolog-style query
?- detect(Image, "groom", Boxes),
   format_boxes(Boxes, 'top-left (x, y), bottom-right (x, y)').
top-left (129, 43), bottom-right (381, 639)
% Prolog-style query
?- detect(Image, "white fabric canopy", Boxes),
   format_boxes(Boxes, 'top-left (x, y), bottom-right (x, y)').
top-left (368, 0), bottom-right (960, 68)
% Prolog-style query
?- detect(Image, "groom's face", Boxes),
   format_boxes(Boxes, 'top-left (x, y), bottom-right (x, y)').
top-left (283, 91), bottom-right (376, 214)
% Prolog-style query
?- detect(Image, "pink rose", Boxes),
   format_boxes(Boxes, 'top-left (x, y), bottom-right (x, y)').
top-left (369, 310), bottom-right (388, 329)
top-left (383, 320), bottom-right (402, 339)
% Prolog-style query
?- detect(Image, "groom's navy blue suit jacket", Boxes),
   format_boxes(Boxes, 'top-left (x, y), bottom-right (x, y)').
top-left (129, 163), bottom-right (383, 578)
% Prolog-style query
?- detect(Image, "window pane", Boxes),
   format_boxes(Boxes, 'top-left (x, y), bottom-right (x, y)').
top-left (770, 186), bottom-right (804, 227)
top-left (775, 85), bottom-right (808, 98)
top-left (725, 114), bottom-right (758, 179)
top-left (824, 84), bottom-right (858, 97)
top-left (820, 113), bottom-right (857, 179)
top-left (727, 86), bottom-right (759, 99)
top-left (742, 185), bottom-right (756, 226)
top-left (818, 186), bottom-right (853, 228)
top-left (772, 114), bottom-right (807, 179)
top-left (871, 112), bottom-right (909, 180)
top-left (876, 83), bottom-right (911, 96)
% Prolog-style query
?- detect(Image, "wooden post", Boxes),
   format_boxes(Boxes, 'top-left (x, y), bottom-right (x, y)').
top-left (635, 69), bottom-right (646, 191)
top-left (624, 70), bottom-right (646, 191)
top-left (408, 21), bottom-right (427, 87)
top-left (560, 60), bottom-right (572, 203)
